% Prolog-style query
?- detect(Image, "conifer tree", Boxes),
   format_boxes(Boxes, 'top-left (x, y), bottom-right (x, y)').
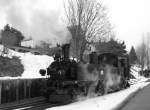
top-left (129, 46), bottom-right (138, 65)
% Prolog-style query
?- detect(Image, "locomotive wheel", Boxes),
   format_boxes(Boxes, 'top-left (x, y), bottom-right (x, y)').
top-left (48, 86), bottom-right (76, 103)
top-left (121, 80), bottom-right (130, 89)
top-left (95, 80), bottom-right (105, 96)
top-left (45, 88), bottom-right (56, 102)
top-left (48, 94), bottom-right (72, 104)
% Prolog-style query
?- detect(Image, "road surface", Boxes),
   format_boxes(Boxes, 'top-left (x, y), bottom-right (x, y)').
top-left (121, 82), bottom-right (150, 110)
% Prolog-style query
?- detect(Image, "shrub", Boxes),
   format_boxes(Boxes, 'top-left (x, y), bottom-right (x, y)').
top-left (0, 56), bottom-right (24, 77)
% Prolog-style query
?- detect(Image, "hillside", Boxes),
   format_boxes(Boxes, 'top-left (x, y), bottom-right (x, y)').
top-left (0, 45), bottom-right (54, 78)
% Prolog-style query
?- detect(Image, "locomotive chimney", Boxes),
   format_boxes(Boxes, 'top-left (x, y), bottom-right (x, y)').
top-left (62, 44), bottom-right (70, 60)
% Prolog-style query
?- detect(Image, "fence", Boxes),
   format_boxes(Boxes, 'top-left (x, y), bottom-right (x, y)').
top-left (0, 78), bottom-right (46, 104)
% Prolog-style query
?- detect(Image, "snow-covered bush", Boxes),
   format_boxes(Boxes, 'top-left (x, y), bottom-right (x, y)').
top-left (0, 56), bottom-right (24, 77)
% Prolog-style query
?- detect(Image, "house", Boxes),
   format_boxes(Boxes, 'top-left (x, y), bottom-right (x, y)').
top-left (21, 38), bottom-right (36, 48)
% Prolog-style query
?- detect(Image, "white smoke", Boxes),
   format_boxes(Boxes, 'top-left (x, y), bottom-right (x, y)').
top-left (0, 0), bottom-right (71, 46)
top-left (104, 64), bottom-right (121, 94)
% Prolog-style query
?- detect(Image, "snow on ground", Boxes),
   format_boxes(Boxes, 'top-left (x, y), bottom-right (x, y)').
top-left (46, 81), bottom-right (149, 110)
top-left (9, 50), bottom-right (54, 78)
top-left (45, 65), bottom-right (149, 110)
top-left (0, 45), bottom-right (54, 78)
top-left (129, 65), bottom-right (147, 84)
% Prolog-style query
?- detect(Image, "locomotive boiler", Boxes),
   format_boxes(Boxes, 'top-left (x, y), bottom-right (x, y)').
top-left (39, 44), bottom-right (130, 103)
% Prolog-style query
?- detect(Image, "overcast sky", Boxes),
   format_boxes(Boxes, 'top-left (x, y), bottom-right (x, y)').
top-left (104, 0), bottom-right (150, 50)
top-left (0, 0), bottom-right (149, 50)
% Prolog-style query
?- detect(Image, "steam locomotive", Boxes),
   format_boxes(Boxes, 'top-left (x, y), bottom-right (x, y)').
top-left (39, 44), bottom-right (130, 103)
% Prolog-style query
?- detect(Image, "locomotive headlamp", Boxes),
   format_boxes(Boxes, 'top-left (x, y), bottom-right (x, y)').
top-left (39, 69), bottom-right (46, 76)
top-left (100, 70), bottom-right (104, 75)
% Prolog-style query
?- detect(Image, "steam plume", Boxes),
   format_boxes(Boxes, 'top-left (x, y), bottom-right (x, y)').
top-left (0, 0), bottom-right (71, 47)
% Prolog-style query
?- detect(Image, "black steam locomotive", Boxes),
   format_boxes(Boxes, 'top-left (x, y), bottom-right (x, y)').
top-left (39, 44), bottom-right (130, 103)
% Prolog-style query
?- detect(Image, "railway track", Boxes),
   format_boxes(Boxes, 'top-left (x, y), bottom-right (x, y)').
top-left (0, 97), bottom-right (60, 110)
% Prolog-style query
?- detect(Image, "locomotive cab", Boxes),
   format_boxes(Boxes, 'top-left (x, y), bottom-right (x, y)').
top-left (94, 52), bottom-right (130, 93)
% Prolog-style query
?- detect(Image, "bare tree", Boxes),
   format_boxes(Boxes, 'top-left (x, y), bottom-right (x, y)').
top-left (136, 40), bottom-right (146, 75)
top-left (145, 33), bottom-right (150, 70)
top-left (136, 33), bottom-right (150, 75)
top-left (64, 0), bottom-right (111, 60)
